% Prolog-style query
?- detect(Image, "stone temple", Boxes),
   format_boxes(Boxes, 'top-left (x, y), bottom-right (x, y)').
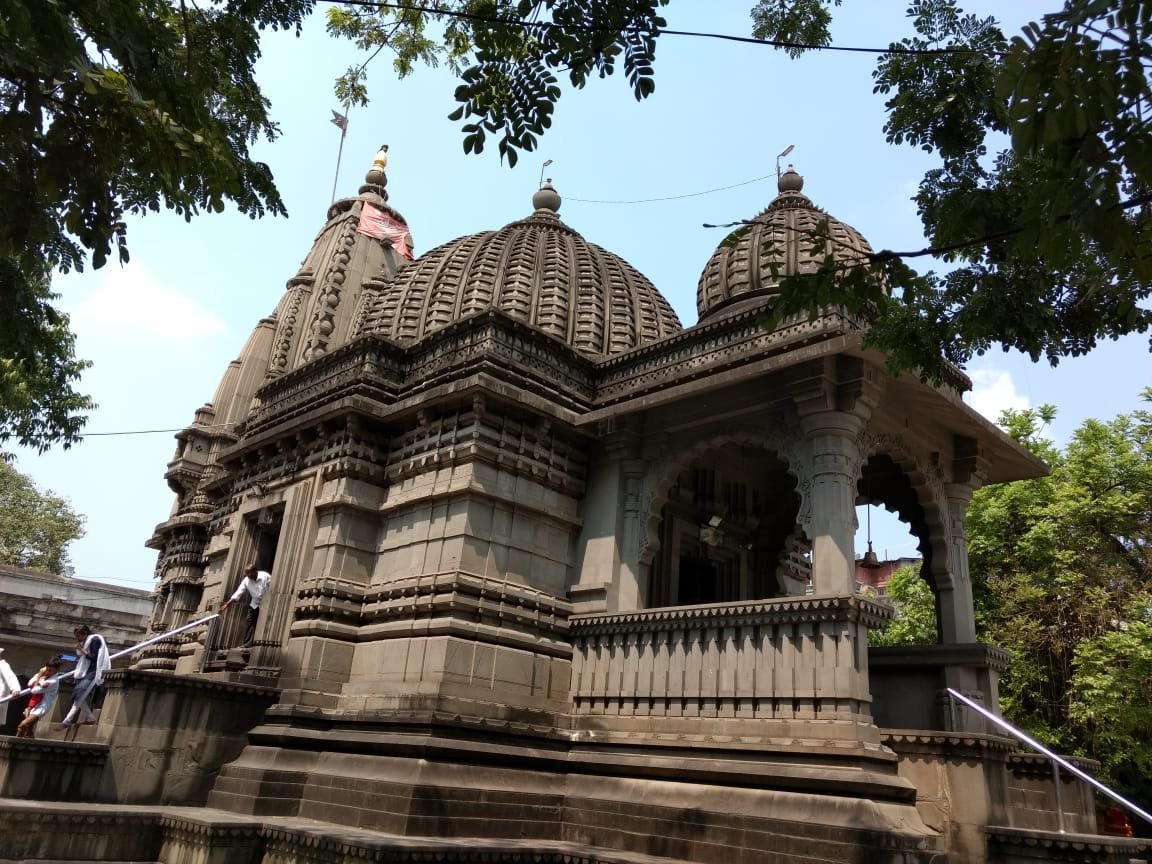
top-left (2, 151), bottom-right (1146, 864)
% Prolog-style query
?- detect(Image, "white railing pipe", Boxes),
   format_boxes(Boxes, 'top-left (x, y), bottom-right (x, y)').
top-left (947, 687), bottom-right (1152, 828)
top-left (0, 613), bottom-right (220, 705)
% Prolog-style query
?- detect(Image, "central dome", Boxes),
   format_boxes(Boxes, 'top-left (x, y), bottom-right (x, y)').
top-left (353, 185), bottom-right (682, 357)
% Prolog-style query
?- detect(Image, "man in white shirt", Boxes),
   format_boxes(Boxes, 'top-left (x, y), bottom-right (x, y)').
top-left (0, 647), bottom-right (21, 729)
top-left (221, 564), bottom-right (272, 647)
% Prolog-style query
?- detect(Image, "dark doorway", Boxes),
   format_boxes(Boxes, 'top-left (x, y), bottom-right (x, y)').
top-left (678, 555), bottom-right (718, 605)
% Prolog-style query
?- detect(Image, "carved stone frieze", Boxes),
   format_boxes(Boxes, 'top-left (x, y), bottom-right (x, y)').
top-left (572, 594), bottom-right (892, 635)
top-left (595, 306), bottom-right (865, 409)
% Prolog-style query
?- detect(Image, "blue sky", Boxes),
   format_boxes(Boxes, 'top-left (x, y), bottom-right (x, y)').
top-left (14, 1), bottom-right (1148, 587)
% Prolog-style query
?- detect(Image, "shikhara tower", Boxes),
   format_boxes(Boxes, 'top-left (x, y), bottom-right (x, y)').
top-left (2, 155), bottom-right (1132, 864)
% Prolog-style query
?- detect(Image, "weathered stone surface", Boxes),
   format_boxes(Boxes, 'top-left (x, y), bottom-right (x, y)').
top-left (9, 162), bottom-right (1102, 864)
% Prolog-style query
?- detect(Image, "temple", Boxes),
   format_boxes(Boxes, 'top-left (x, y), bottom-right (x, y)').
top-left (1, 150), bottom-right (1145, 864)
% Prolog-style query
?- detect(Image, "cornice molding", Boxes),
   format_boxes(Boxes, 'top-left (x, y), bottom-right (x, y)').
top-left (571, 594), bottom-right (891, 634)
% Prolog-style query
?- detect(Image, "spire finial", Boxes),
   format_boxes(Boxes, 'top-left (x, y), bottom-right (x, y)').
top-left (532, 179), bottom-right (561, 213)
top-left (777, 163), bottom-right (804, 194)
top-left (357, 144), bottom-right (390, 201)
top-left (366, 144), bottom-right (388, 185)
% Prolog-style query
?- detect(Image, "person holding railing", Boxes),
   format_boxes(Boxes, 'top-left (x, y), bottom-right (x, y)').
top-left (61, 625), bottom-right (110, 727)
top-left (16, 656), bottom-right (63, 738)
top-left (220, 564), bottom-right (272, 648)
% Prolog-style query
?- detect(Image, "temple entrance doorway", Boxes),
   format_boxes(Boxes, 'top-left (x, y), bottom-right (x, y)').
top-left (646, 443), bottom-right (806, 608)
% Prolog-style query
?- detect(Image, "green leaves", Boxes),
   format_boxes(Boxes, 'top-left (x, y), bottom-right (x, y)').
top-left (327, 0), bottom-right (667, 164)
top-left (966, 396), bottom-right (1152, 800)
top-left (1, 0), bottom-right (315, 449)
top-left (868, 565), bottom-right (939, 646)
top-left (756, 0), bottom-right (1151, 380)
top-left (750, 0), bottom-right (841, 58)
top-left (0, 456), bottom-right (86, 575)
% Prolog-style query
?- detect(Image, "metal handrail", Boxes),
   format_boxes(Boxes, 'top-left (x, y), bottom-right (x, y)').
top-left (947, 687), bottom-right (1152, 832)
top-left (0, 613), bottom-right (220, 705)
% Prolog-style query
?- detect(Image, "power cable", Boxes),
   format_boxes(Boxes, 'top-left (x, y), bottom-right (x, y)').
top-left (567, 173), bottom-right (776, 205)
top-left (325, 0), bottom-right (1010, 57)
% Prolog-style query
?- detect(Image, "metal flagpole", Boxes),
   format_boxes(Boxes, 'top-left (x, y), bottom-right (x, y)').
top-left (0, 612), bottom-right (221, 705)
top-left (330, 105), bottom-right (350, 204)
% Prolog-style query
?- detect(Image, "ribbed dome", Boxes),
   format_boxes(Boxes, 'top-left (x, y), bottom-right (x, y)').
top-left (696, 167), bottom-right (875, 322)
top-left (354, 195), bottom-right (682, 357)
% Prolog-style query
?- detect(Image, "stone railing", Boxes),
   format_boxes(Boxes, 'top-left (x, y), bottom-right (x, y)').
top-left (569, 596), bottom-right (890, 738)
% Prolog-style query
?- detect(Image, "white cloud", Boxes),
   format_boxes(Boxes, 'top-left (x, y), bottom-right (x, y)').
top-left (967, 367), bottom-right (1030, 423)
top-left (69, 263), bottom-right (226, 342)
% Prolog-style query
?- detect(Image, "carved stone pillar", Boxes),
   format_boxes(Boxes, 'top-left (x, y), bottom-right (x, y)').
top-left (939, 482), bottom-right (978, 644)
top-left (571, 423), bottom-right (645, 613)
top-left (789, 357), bottom-right (881, 597)
top-left (799, 411), bottom-right (865, 596)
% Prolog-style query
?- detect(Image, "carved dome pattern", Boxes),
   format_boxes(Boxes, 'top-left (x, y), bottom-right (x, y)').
top-left (354, 208), bottom-right (682, 357)
top-left (696, 169), bottom-right (875, 322)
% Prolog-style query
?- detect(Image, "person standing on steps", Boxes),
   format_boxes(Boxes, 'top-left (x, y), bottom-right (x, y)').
top-left (220, 564), bottom-right (272, 648)
top-left (61, 625), bottom-right (110, 727)
top-left (0, 647), bottom-right (21, 731)
top-left (16, 656), bottom-right (63, 738)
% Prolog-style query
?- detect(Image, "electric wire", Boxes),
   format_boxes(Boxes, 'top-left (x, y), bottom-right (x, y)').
top-left (325, 0), bottom-right (1011, 57)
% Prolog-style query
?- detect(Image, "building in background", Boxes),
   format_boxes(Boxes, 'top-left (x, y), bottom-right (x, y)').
top-left (855, 555), bottom-right (923, 595)
top-left (0, 564), bottom-right (151, 731)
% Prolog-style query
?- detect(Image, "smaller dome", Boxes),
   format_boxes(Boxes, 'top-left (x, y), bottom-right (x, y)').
top-left (696, 166), bottom-right (876, 322)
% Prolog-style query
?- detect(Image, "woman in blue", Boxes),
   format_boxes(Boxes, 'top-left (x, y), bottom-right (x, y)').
top-left (61, 625), bottom-right (110, 726)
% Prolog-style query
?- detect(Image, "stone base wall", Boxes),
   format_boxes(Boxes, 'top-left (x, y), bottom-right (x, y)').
top-left (883, 732), bottom-right (1107, 864)
top-left (96, 668), bottom-right (279, 804)
top-left (1005, 753), bottom-right (1098, 834)
top-left (0, 796), bottom-right (944, 864)
top-left (0, 738), bottom-right (108, 802)
top-left (199, 724), bottom-right (937, 864)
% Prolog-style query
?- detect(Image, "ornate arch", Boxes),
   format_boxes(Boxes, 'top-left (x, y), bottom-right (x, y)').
top-left (858, 431), bottom-right (952, 593)
top-left (639, 415), bottom-right (807, 568)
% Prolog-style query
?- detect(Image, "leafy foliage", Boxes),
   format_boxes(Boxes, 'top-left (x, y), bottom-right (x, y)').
top-left (868, 564), bottom-right (938, 646)
top-left (0, 265), bottom-right (95, 451)
top-left (753, 0), bottom-right (1152, 379)
top-left (345, 0), bottom-right (1151, 378)
top-left (1, 0), bottom-right (314, 448)
top-left (750, 0), bottom-right (841, 58)
top-left (327, 0), bottom-right (666, 167)
top-left (0, 459), bottom-right (86, 576)
top-left (965, 395), bottom-right (1152, 799)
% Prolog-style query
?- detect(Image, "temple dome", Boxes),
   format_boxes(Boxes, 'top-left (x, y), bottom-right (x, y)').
top-left (353, 186), bottom-right (682, 357)
top-left (696, 166), bottom-right (876, 322)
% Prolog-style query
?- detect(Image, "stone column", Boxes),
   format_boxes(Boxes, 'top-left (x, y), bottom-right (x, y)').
top-left (939, 482), bottom-right (978, 644)
top-left (571, 423), bottom-right (645, 613)
top-left (789, 357), bottom-right (881, 598)
top-left (799, 411), bottom-right (865, 596)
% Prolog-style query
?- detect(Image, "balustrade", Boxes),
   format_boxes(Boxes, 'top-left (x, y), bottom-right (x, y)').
top-left (570, 596), bottom-right (889, 730)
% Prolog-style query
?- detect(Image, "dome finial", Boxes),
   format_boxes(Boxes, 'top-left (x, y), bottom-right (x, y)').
top-left (356, 144), bottom-right (390, 202)
top-left (366, 144), bottom-right (388, 186)
top-left (532, 179), bottom-right (561, 213)
top-left (778, 163), bottom-right (804, 194)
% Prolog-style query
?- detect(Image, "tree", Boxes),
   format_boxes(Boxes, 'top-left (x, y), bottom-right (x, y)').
top-left (329, 0), bottom-right (1151, 379)
top-left (0, 459), bottom-right (86, 576)
top-left (869, 395), bottom-right (1152, 800)
top-left (965, 395), bottom-right (1152, 800)
top-left (0, 267), bottom-right (95, 452)
top-left (1, 0), bottom-right (315, 449)
top-left (868, 564), bottom-right (938, 646)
